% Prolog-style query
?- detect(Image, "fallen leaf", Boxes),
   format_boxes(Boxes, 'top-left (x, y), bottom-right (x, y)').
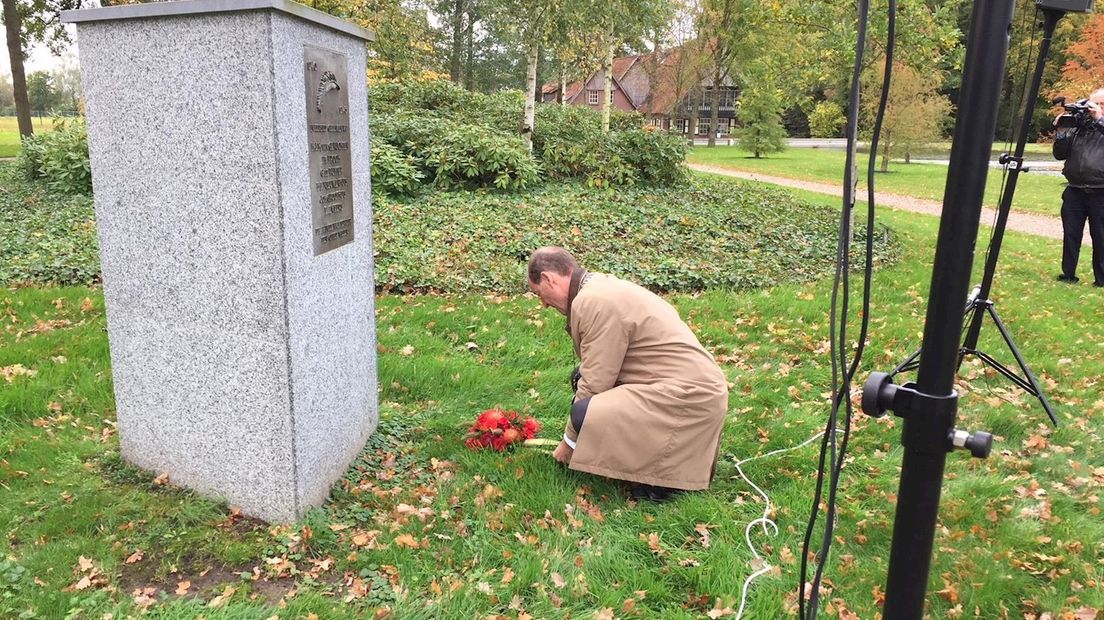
top-left (551, 572), bottom-right (566, 589)
top-left (175, 580), bottom-right (191, 595)
top-left (125, 550), bottom-right (144, 564)
top-left (594, 608), bottom-right (614, 620)
top-left (400, 345), bottom-right (415, 356)
top-left (394, 533), bottom-right (420, 548)
top-left (694, 523), bottom-right (713, 548)
top-left (208, 585), bottom-right (236, 608)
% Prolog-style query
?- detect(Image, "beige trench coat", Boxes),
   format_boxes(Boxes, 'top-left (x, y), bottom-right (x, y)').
top-left (563, 274), bottom-right (729, 490)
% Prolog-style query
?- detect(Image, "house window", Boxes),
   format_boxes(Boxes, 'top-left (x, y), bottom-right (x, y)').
top-left (588, 90), bottom-right (599, 105)
top-left (648, 118), bottom-right (663, 128)
top-left (700, 118), bottom-right (729, 135)
top-left (674, 119), bottom-right (687, 133)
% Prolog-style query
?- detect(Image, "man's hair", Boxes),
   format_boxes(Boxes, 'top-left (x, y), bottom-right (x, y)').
top-left (527, 247), bottom-right (579, 283)
top-left (1092, 88), bottom-right (1104, 102)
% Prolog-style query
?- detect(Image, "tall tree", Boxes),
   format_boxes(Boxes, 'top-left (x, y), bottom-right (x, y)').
top-left (486, 0), bottom-right (594, 149)
top-left (861, 59), bottom-right (950, 172)
top-left (25, 70), bottom-right (56, 114)
top-left (737, 79), bottom-right (786, 158)
top-left (1, 0), bottom-right (82, 136)
top-left (582, 0), bottom-right (672, 132)
top-left (696, 0), bottom-right (754, 146)
top-left (50, 58), bottom-right (81, 111)
top-left (1051, 13), bottom-right (1104, 103)
top-left (0, 73), bottom-right (14, 111)
top-left (775, 0), bottom-right (963, 116)
top-left (305, 0), bottom-right (444, 82)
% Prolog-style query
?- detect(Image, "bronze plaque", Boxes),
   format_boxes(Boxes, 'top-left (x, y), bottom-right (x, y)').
top-left (305, 46), bottom-right (354, 255)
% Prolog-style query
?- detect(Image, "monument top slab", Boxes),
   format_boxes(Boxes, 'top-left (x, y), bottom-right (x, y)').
top-left (61, 0), bottom-right (374, 41)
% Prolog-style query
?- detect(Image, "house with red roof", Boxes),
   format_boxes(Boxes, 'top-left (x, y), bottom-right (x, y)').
top-left (541, 47), bottom-right (741, 137)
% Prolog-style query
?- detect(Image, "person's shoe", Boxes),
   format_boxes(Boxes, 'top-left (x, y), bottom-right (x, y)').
top-left (1095, 281), bottom-right (1104, 288)
top-left (629, 484), bottom-right (683, 503)
top-left (1057, 274), bottom-right (1079, 283)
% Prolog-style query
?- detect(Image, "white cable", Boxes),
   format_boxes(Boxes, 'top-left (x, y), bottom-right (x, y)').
top-left (733, 429), bottom-right (842, 620)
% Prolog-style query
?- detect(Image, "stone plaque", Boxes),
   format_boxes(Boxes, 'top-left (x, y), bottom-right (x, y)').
top-left (305, 46), bottom-right (353, 255)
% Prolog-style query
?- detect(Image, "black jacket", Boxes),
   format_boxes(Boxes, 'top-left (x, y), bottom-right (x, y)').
top-left (1054, 122), bottom-right (1104, 188)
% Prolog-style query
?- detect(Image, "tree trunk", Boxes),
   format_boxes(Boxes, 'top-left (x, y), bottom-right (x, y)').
top-left (904, 145), bottom-right (911, 164)
top-left (560, 65), bottom-right (566, 106)
top-left (602, 41), bottom-right (614, 133)
top-left (449, 0), bottom-right (464, 83)
top-left (464, 8), bottom-right (474, 91)
top-left (880, 134), bottom-right (890, 173)
top-left (689, 84), bottom-right (700, 144)
top-left (523, 42), bottom-right (538, 152)
top-left (708, 68), bottom-right (721, 148)
top-left (3, 0), bottom-right (32, 137)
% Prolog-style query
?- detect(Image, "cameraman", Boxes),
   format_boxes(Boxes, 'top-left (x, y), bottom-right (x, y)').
top-left (1054, 89), bottom-right (1104, 286)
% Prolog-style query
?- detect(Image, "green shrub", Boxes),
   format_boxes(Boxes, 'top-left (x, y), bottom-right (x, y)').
top-left (371, 142), bottom-right (424, 196)
top-left (809, 101), bottom-right (846, 138)
top-left (371, 81), bottom-right (522, 134)
top-left (533, 104), bottom-right (603, 155)
top-left (17, 116), bottom-right (92, 196)
top-left (610, 129), bottom-right (689, 185)
top-left (373, 177), bottom-right (897, 294)
top-left (373, 114), bottom-right (538, 191)
top-left (373, 81), bottom-right (690, 189)
top-left (610, 110), bottom-right (645, 131)
top-left (424, 124), bottom-right (540, 191)
top-left (540, 135), bottom-right (635, 187)
top-left (0, 164), bottom-right (99, 286)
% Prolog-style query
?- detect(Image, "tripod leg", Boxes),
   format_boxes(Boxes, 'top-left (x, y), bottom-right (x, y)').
top-left (986, 305), bottom-right (1059, 426)
top-left (892, 347), bottom-right (922, 376)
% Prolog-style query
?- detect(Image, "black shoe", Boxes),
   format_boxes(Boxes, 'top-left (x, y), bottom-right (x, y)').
top-left (629, 484), bottom-right (683, 502)
top-left (1095, 281), bottom-right (1104, 288)
top-left (1057, 274), bottom-right (1079, 283)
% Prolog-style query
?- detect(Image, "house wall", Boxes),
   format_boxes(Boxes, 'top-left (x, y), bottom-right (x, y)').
top-left (574, 71), bottom-right (635, 112)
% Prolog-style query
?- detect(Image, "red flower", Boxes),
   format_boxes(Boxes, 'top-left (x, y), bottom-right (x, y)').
top-left (521, 418), bottom-right (541, 439)
top-left (465, 408), bottom-right (541, 451)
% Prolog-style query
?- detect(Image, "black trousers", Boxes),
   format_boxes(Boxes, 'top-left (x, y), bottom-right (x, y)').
top-left (1060, 186), bottom-right (1104, 285)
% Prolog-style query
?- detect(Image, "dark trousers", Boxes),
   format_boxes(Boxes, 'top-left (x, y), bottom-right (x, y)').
top-left (1060, 186), bottom-right (1104, 285)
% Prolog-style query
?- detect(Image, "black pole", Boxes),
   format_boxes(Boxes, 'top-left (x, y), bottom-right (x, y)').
top-left (881, 0), bottom-right (1014, 617)
top-left (963, 8), bottom-right (1064, 351)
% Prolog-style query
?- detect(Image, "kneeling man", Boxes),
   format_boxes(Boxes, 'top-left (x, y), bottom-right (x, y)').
top-left (526, 247), bottom-right (729, 499)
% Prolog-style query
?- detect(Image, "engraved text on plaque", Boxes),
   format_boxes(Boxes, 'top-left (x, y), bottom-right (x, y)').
top-left (305, 46), bottom-right (354, 255)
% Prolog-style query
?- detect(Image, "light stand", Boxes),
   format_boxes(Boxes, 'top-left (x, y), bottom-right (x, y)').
top-left (858, 0), bottom-right (1096, 617)
top-left (890, 7), bottom-right (1067, 427)
top-left (859, 0), bottom-right (1014, 617)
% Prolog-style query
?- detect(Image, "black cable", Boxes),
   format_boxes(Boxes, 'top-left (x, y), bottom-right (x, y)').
top-left (799, 0), bottom-right (891, 615)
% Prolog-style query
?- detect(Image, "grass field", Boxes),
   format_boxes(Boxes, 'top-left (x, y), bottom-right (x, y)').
top-left (689, 145), bottom-right (1068, 217)
top-left (2, 180), bottom-right (1102, 618)
top-left (0, 116), bottom-right (56, 158)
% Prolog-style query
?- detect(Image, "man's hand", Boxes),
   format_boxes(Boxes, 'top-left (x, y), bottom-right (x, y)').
top-left (553, 440), bottom-right (574, 465)
top-left (1089, 100), bottom-right (1103, 121)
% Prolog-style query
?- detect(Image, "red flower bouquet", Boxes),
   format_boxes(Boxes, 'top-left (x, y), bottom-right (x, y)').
top-left (465, 408), bottom-right (541, 451)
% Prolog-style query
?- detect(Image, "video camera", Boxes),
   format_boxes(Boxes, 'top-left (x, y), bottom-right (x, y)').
top-left (1053, 96), bottom-right (1102, 132)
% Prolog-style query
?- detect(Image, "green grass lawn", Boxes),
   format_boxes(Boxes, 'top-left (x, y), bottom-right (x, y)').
top-left (689, 145), bottom-right (1068, 218)
top-left (2, 185), bottom-right (1103, 618)
top-left (0, 116), bottom-right (56, 158)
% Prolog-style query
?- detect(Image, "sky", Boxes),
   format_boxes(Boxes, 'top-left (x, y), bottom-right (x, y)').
top-left (0, 23), bottom-right (79, 77)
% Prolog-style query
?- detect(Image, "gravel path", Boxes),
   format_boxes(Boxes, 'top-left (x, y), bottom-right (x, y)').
top-left (689, 163), bottom-right (1074, 241)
